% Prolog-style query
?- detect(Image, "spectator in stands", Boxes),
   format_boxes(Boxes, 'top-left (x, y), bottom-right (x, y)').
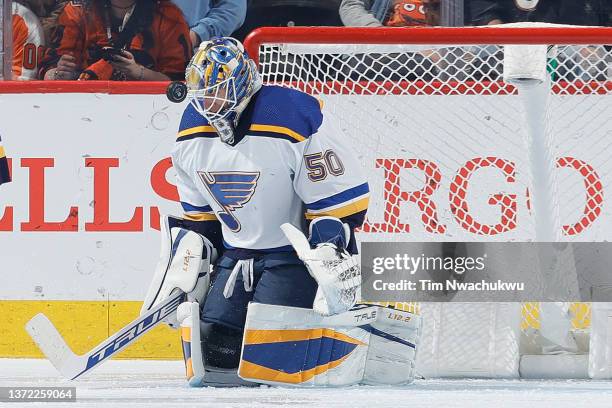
top-left (339, 0), bottom-right (445, 82)
top-left (582, 0), bottom-right (612, 26)
top-left (340, 0), bottom-right (440, 27)
top-left (12, 0), bottom-right (46, 80)
top-left (40, 0), bottom-right (192, 81)
top-left (467, 0), bottom-right (600, 26)
top-left (467, 0), bottom-right (607, 81)
top-left (19, 1), bottom-right (68, 44)
top-left (233, 0), bottom-right (343, 42)
top-left (172, 0), bottom-right (246, 50)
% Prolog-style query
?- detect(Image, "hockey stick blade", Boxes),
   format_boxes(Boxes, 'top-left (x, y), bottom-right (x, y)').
top-left (26, 313), bottom-right (80, 379)
top-left (25, 291), bottom-right (183, 380)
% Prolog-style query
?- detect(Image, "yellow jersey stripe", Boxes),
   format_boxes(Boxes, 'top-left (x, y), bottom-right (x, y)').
top-left (184, 212), bottom-right (217, 222)
top-left (249, 124), bottom-right (306, 142)
top-left (0, 146), bottom-right (5, 158)
top-left (305, 196), bottom-right (369, 220)
top-left (177, 125), bottom-right (217, 138)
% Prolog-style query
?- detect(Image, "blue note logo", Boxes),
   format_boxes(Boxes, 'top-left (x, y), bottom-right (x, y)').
top-left (198, 171), bottom-right (260, 232)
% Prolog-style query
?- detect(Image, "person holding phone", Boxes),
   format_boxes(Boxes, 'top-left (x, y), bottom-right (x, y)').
top-left (41, 0), bottom-right (192, 81)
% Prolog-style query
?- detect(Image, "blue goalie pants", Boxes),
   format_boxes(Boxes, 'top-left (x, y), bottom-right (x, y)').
top-left (197, 251), bottom-right (318, 370)
top-left (203, 251), bottom-right (318, 330)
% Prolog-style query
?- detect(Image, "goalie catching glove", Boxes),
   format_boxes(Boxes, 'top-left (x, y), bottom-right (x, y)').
top-left (281, 217), bottom-right (360, 316)
top-left (140, 215), bottom-right (217, 328)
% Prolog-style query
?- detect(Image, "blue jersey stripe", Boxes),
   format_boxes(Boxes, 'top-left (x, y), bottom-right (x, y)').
top-left (176, 131), bottom-right (217, 143)
top-left (223, 240), bottom-right (294, 252)
top-left (247, 130), bottom-right (301, 144)
top-left (305, 183), bottom-right (370, 211)
top-left (179, 103), bottom-right (209, 133)
top-left (181, 202), bottom-right (213, 213)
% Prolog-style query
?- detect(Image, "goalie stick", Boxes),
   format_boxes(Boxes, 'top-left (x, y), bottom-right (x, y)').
top-left (25, 290), bottom-right (183, 380)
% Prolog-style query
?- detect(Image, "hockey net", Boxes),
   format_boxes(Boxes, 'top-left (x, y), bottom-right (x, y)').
top-left (245, 25), bottom-right (612, 376)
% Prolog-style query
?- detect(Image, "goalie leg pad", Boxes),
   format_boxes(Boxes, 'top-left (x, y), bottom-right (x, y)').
top-left (238, 303), bottom-right (421, 387)
top-left (141, 215), bottom-right (217, 327)
top-left (178, 302), bottom-right (206, 387)
top-left (178, 301), bottom-right (254, 387)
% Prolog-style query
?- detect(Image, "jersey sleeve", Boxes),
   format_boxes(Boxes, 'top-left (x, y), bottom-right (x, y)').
top-left (173, 104), bottom-right (217, 222)
top-left (172, 106), bottom-right (223, 252)
top-left (172, 155), bottom-right (216, 222)
top-left (293, 120), bottom-right (370, 226)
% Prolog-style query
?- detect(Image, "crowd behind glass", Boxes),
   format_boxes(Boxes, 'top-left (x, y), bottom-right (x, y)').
top-left (3, 0), bottom-right (611, 81)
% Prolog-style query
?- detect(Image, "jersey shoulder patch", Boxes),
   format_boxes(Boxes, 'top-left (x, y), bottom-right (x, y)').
top-left (177, 103), bottom-right (217, 142)
top-left (248, 85), bottom-right (323, 143)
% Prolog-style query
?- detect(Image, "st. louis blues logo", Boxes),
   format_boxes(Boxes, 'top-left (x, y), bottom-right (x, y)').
top-left (198, 171), bottom-right (260, 232)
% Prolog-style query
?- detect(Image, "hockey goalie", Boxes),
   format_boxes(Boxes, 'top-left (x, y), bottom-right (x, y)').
top-left (141, 37), bottom-right (421, 387)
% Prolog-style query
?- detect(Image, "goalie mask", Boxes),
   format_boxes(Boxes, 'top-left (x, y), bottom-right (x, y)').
top-left (185, 37), bottom-right (262, 144)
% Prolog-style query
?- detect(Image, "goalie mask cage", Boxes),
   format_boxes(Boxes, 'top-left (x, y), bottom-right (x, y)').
top-left (244, 26), bottom-right (612, 379)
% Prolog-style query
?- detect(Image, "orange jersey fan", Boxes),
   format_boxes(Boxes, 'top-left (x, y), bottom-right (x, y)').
top-left (40, 1), bottom-right (191, 80)
top-left (12, 2), bottom-right (46, 80)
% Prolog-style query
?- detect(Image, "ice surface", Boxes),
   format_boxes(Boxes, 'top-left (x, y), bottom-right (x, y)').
top-left (1, 359), bottom-right (612, 408)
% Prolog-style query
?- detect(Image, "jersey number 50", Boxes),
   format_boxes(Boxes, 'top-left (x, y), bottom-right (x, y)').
top-left (304, 149), bottom-right (345, 182)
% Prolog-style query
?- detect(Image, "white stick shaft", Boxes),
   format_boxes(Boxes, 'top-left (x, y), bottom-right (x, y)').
top-left (25, 291), bottom-right (183, 380)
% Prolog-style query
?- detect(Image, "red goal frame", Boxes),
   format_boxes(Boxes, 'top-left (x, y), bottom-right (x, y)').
top-left (243, 26), bottom-right (612, 96)
top-left (244, 26), bottom-right (612, 66)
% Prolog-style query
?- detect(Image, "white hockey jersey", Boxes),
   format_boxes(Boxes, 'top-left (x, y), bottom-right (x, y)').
top-left (172, 85), bottom-right (369, 251)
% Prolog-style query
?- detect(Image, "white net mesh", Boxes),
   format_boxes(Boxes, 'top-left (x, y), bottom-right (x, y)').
top-left (246, 26), bottom-right (612, 361)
